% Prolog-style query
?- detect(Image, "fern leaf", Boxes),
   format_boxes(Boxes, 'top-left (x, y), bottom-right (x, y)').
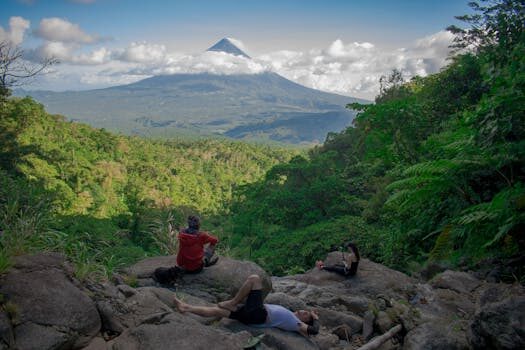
top-left (429, 226), bottom-right (453, 261)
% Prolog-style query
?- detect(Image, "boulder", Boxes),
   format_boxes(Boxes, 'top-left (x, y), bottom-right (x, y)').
top-left (313, 333), bottom-right (340, 350)
top-left (220, 318), bottom-right (319, 350)
top-left (122, 255), bottom-right (176, 278)
top-left (375, 311), bottom-right (394, 334)
top-left (404, 321), bottom-right (469, 350)
top-left (430, 270), bottom-right (482, 294)
top-left (0, 253), bottom-right (101, 350)
top-left (125, 256), bottom-right (272, 300)
top-left (292, 258), bottom-right (416, 300)
top-left (316, 308), bottom-right (363, 334)
top-left (468, 295), bottom-right (525, 350)
top-left (117, 285), bottom-right (136, 298)
top-left (96, 301), bottom-right (125, 335)
top-left (331, 324), bottom-right (353, 341)
top-left (112, 313), bottom-right (252, 350)
top-left (82, 337), bottom-right (108, 350)
top-left (179, 257), bottom-right (272, 299)
top-left (418, 262), bottom-right (450, 280)
top-left (0, 311), bottom-right (14, 349)
top-left (362, 310), bottom-right (375, 340)
top-left (14, 322), bottom-right (71, 350)
top-left (102, 287), bottom-right (173, 329)
top-left (476, 283), bottom-right (525, 309)
top-left (265, 292), bottom-right (308, 311)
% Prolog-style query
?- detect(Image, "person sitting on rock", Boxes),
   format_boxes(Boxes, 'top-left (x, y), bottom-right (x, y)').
top-left (316, 242), bottom-right (360, 277)
top-left (173, 274), bottom-right (320, 337)
top-left (177, 215), bottom-right (219, 273)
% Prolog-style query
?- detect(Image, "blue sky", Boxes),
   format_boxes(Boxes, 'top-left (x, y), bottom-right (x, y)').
top-left (1, 0), bottom-right (473, 98)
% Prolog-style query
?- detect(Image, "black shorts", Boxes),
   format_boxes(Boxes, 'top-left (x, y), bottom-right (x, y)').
top-left (228, 290), bottom-right (268, 325)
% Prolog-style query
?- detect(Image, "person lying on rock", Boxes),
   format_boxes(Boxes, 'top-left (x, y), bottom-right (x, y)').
top-left (177, 215), bottom-right (219, 273)
top-left (316, 242), bottom-right (360, 277)
top-left (173, 274), bottom-right (320, 337)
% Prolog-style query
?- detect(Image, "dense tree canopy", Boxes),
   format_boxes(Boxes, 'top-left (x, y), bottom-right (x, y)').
top-left (0, 0), bottom-right (523, 281)
top-left (225, 0), bottom-right (525, 276)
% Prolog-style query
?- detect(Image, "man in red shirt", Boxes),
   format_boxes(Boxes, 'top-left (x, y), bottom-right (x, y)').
top-left (176, 215), bottom-right (219, 273)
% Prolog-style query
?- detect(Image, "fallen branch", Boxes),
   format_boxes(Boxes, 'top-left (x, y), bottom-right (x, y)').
top-left (357, 324), bottom-right (402, 350)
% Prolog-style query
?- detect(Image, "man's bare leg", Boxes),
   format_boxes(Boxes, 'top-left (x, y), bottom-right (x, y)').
top-left (173, 296), bottom-right (230, 318)
top-left (218, 274), bottom-right (262, 311)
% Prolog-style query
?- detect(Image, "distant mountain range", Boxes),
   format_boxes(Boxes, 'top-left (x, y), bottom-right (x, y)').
top-left (17, 38), bottom-right (368, 144)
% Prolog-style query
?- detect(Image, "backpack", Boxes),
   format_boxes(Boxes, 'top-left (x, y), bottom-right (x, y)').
top-left (153, 266), bottom-right (183, 285)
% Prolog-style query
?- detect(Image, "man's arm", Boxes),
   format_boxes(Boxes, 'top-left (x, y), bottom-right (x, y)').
top-left (202, 232), bottom-right (219, 246)
top-left (298, 311), bottom-right (320, 337)
top-left (299, 320), bottom-right (320, 337)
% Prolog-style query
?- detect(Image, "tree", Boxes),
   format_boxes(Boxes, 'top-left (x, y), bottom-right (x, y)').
top-left (447, 0), bottom-right (525, 62)
top-left (375, 69), bottom-right (411, 103)
top-left (0, 41), bottom-right (58, 98)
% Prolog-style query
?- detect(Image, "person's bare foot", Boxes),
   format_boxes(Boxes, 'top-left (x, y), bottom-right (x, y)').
top-left (173, 295), bottom-right (189, 313)
top-left (218, 299), bottom-right (238, 312)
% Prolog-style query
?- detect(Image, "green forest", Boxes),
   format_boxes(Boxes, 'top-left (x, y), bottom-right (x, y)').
top-left (1, 1), bottom-right (524, 281)
top-left (0, 98), bottom-right (298, 278)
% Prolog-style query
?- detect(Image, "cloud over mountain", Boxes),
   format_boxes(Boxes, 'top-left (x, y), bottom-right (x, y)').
top-left (259, 31), bottom-right (454, 98)
top-left (7, 14), bottom-right (455, 99)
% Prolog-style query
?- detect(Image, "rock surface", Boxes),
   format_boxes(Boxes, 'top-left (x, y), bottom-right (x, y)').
top-left (0, 253), bottom-right (100, 350)
top-left (1, 251), bottom-right (524, 350)
top-left (125, 255), bottom-right (272, 301)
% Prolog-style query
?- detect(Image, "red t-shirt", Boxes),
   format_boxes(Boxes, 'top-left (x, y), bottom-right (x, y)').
top-left (176, 230), bottom-right (218, 271)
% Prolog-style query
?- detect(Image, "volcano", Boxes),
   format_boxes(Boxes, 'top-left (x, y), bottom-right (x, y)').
top-left (19, 38), bottom-right (367, 144)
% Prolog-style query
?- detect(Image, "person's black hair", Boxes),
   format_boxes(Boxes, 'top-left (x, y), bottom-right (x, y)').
top-left (345, 242), bottom-right (360, 261)
top-left (188, 215), bottom-right (200, 229)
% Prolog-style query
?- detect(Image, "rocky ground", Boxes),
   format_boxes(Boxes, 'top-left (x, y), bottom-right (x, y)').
top-left (0, 251), bottom-right (524, 350)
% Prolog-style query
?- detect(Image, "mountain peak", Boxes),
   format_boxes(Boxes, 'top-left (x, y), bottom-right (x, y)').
top-left (206, 38), bottom-right (250, 58)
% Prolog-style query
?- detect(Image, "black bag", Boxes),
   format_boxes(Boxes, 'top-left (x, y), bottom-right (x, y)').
top-left (153, 266), bottom-right (183, 285)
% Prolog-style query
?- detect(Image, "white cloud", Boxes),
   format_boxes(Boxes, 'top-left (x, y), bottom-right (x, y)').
top-left (28, 30), bottom-right (454, 99)
top-left (164, 51), bottom-right (266, 75)
top-left (35, 17), bottom-right (99, 44)
top-left (225, 37), bottom-right (248, 52)
top-left (116, 42), bottom-right (168, 63)
top-left (36, 41), bottom-right (75, 60)
top-left (258, 31), bottom-right (454, 99)
top-left (74, 47), bottom-right (112, 65)
top-left (0, 16), bottom-right (30, 45)
top-left (31, 42), bottom-right (111, 65)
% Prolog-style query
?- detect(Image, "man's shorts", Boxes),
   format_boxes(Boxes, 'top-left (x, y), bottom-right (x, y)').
top-left (228, 290), bottom-right (268, 325)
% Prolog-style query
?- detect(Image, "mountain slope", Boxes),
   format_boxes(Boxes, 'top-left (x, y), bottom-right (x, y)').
top-left (22, 72), bottom-right (366, 144)
top-left (206, 37), bottom-right (250, 58)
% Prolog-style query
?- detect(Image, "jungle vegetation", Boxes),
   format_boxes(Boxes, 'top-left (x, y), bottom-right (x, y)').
top-left (0, 1), bottom-right (523, 281)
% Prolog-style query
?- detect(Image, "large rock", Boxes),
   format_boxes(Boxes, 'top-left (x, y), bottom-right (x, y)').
top-left (0, 253), bottom-right (101, 350)
top-left (468, 295), bottom-right (525, 349)
top-left (430, 270), bottom-right (482, 294)
top-left (0, 311), bottom-right (14, 349)
top-left (122, 255), bottom-right (176, 278)
top-left (316, 308), bottom-right (363, 334)
top-left (220, 318), bottom-right (319, 350)
top-left (82, 337), bottom-right (108, 350)
top-left (404, 321), bottom-right (469, 350)
top-left (112, 313), bottom-right (252, 350)
top-left (264, 292), bottom-right (308, 311)
top-left (291, 257), bottom-right (416, 300)
top-left (14, 322), bottom-right (71, 350)
top-left (125, 255), bottom-right (272, 300)
top-left (180, 257), bottom-right (272, 299)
